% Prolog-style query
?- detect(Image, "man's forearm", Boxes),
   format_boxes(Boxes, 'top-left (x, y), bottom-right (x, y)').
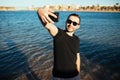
top-left (76, 53), bottom-right (80, 73)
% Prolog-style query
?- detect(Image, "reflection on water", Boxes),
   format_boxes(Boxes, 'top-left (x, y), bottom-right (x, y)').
top-left (0, 38), bottom-right (41, 80)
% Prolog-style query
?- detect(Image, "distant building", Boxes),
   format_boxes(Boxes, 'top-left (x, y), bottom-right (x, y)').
top-left (0, 3), bottom-right (120, 12)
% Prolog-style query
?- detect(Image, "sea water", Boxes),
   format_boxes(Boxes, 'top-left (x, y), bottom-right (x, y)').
top-left (0, 11), bottom-right (120, 80)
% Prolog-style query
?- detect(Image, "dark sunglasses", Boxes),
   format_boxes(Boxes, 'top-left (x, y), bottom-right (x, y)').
top-left (67, 19), bottom-right (79, 26)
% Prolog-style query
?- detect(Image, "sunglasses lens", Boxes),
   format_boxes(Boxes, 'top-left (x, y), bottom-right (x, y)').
top-left (67, 20), bottom-right (72, 24)
top-left (67, 19), bottom-right (78, 26)
top-left (73, 22), bottom-right (77, 26)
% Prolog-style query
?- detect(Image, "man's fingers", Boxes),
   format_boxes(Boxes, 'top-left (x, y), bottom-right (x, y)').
top-left (45, 15), bottom-right (54, 23)
top-left (48, 8), bottom-right (57, 19)
top-left (42, 14), bottom-right (54, 24)
top-left (48, 8), bottom-right (54, 13)
top-left (49, 12), bottom-right (57, 19)
top-left (38, 7), bottom-right (56, 23)
top-left (41, 17), bottom-right (45, 23)
top-left (43, 17), bottom-right (49, 23)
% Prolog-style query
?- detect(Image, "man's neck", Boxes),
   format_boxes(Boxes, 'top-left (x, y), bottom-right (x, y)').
top-left (66, 31), bottom-right (74, 37)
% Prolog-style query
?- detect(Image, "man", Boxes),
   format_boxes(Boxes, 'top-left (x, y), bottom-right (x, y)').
top-left (37, 7), bottom-right (81, 80)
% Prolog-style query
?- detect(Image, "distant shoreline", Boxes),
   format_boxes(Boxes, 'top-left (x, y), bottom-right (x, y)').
top-left (0, 4), bottom-right (120, 12)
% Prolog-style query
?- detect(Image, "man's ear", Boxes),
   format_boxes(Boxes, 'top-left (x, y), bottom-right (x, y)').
top-left (77, 25), bottom-right (80, 29)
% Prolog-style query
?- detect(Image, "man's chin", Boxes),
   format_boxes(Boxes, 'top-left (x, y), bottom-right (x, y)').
top-left (67, 30), bottom-right (74, 33)
top-left (66, 28), bottom-right (74, 32)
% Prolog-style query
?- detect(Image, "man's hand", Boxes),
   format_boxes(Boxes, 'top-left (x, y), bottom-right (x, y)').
top-left (37, 7), bottom-right (58, 37)
top-left (76, 53), bottom-right (80, 73)
top-left (37, 7), bottom-right (57, 24)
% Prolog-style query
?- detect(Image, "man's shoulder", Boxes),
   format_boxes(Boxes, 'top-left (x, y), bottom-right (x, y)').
top-left (74, 34), bottom-right (79, 39)
top-left (57, 28), bottom-right (65, 34)
top-left (53, 28), bottom-right (64, 38)
top-left (58, 27), bottom-right (64, 31)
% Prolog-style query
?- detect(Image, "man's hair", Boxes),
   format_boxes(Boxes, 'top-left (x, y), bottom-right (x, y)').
top-left (67, 13), bottom-right (81, 24)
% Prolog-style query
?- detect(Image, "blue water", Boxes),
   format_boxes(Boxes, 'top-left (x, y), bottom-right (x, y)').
top-left (0, 11), bottom-right (120, 79)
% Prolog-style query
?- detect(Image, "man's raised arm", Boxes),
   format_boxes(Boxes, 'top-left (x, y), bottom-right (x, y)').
top-left (37, 7), bottom-right (58, 37)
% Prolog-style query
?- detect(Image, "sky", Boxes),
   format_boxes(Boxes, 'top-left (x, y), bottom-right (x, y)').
top-left (0, 0), bottom-right (120, 7)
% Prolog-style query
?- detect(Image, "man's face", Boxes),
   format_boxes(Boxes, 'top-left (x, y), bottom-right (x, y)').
top-left (66, 16), bottom-right (80, 32)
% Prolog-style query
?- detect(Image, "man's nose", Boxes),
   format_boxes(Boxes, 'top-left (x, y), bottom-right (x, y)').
top-left (69, 23), bottom-right (74, 26)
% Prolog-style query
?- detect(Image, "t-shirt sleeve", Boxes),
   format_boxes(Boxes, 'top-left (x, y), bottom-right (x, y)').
top-left (77, 40), bottom-right (80, 53)
top-left (76, 38), bottom-right (80, 53)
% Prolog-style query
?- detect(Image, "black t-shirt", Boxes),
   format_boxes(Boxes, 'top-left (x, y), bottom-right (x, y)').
top-left (53, 28), bottom-right (80, 78)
